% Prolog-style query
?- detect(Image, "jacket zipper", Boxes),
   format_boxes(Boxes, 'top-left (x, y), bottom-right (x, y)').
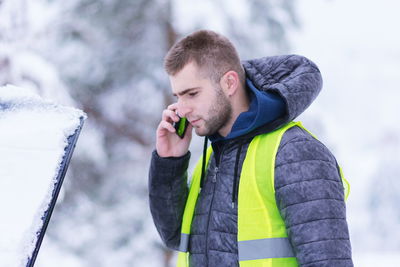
top-left (204, 146), bottom-right (224, 266)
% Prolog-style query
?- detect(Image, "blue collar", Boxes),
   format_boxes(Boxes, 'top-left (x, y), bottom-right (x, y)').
top-left (209, 79), bottom-right (285, 142)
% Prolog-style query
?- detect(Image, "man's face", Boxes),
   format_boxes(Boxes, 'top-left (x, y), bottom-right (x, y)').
top-left (170, 62), bottom-right (232, 136)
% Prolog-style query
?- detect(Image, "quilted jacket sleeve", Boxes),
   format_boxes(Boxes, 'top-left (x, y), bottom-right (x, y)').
top-left (148, 150), bottom-right (190, 250)
top-left (275, 126), bottom-right (353, 267)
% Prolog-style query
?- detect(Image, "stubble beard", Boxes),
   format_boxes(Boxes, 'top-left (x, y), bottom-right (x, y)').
top-left (196, 86), bottom-right (232, 137)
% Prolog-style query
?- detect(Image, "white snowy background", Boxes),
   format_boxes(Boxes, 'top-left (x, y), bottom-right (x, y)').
top-left (1, 0), bottom-right (399, 266)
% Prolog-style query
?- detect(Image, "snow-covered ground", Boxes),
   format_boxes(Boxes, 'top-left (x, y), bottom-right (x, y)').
top-left (0, 85), bottom-right (85, 266)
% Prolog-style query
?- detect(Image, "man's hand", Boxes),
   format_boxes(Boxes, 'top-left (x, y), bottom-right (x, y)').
top-left (156, 103), bottom-right (193, 157)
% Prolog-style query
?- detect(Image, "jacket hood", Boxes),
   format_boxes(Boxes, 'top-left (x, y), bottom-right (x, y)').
top-left (209, 78), bottom-right (286, 142)
top-left (199, 54), bottom-right (323, 194)
top-left (209, 54), bottom-right (323, 143)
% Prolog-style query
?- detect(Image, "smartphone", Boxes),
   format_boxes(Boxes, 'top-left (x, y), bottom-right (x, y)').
top-left (173, 116), bottom-right (189, 138)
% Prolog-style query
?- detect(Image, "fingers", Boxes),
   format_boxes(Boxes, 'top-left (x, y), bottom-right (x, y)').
top-left (162, 109), bottom-right (179, 123)
top-left (167, 103), bottom-right (178, 111)
top-left (158, 102), bottom-right (184, 136)
top-left (157, 120), bottom-right (176, 134)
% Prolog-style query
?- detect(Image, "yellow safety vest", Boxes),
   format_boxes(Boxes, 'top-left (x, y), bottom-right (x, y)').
top-left (176, 121), bottom-right (350, 266)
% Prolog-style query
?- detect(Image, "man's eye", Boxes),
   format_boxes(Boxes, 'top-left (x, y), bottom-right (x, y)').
top-left (189, 92), bottom-right (198, 97)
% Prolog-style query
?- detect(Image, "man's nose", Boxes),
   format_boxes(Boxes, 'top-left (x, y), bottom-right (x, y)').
top-left (177, 100), bottom-right (191, 118)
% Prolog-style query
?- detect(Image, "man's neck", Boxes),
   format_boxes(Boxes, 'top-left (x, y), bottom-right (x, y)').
top-left (218, 84), bottom-right (250, 137)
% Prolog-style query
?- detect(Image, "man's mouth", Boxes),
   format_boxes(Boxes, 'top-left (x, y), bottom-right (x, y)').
top-left (190, 118), bottom-right (201, 126)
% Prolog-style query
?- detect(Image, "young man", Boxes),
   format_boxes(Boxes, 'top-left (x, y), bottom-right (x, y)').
top-left (149, 30), bottom-right (353, 267)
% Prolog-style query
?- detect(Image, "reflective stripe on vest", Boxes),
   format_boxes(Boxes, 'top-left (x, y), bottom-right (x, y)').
top-left (238, 237), bottom-right (295, 260)
top-left (176, 121), bottom-right (350, 267)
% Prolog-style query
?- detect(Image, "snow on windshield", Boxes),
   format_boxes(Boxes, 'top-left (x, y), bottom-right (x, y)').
top-left (0, 85), bottom-right (86, 266)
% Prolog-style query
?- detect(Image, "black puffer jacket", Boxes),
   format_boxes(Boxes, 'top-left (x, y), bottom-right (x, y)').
top-left (149, 55), bottom-right (353, 267)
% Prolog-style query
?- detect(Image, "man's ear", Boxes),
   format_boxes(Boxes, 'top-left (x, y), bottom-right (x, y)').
top-left (220, 70), bottom-right (240, 97)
